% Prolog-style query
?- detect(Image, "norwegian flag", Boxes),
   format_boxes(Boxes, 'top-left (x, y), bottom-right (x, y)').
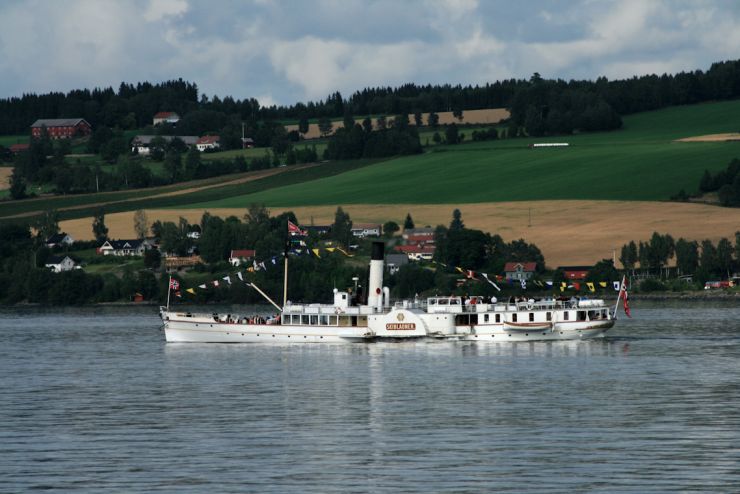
top-left (620, 279), bottom-right (631, 317)
top-left (287, 220), bottom-right (307, 236)
top-left (169, 278), bottom-right (179, 290)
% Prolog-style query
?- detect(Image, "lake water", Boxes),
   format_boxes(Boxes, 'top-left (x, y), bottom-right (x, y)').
top-left (1, 301), bottom-right (740, 493)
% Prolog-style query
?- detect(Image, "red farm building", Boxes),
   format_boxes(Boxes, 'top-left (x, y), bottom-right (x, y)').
top-left (30, 118), bottom-right (92, 139)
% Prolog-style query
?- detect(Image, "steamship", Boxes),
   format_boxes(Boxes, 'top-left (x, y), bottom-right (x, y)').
top-left (160, 242), bottom-right (619, 343)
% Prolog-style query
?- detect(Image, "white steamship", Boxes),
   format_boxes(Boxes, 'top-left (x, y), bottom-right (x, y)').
top-left (160, 242), bottom-right (619, 343)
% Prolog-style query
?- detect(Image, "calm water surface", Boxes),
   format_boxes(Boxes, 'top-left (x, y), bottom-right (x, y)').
top-left (1, 302), bottom-right (740, 493)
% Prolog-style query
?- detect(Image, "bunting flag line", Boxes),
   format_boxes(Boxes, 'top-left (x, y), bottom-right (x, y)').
top-left (198, 284), bottom-right (207, 289)
top-left (222, 276), bottom-right (232, 285)
top-left (480, 273), bottom-right (501, 291)
top-left (336, 247), bottom-right (353, 257)
top-left (312, 248), bottom-right (321, 258)
top-left (186, 288), bottom-right (196, 295)
top-left (586, 282), bottom-right (595, 292)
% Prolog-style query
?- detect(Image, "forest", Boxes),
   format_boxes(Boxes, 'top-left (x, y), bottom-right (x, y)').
top-left (1, 60), bottom-right (738, 137)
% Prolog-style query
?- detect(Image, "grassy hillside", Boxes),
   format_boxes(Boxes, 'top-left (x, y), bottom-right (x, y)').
top-left (192, 100), bottom-right (740, 207)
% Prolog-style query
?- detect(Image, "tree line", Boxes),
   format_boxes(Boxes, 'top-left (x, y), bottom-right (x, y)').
top-left (2, 60), bottom-right (738, 137)
top-left (619, 232), bottom-right (740, 282)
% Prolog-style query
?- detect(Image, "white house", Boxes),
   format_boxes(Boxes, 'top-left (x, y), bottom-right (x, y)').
top-left (351, 224), bottom-right (382, 238)
top-left (385, 253), bottom-right (409, 275)
top-left (99, 239), bottom-right (148, 256)
top-left (131, 135), bottom-right (199, 155)
top-left (504, 262), bottom-right (537, 281)
top-left (153, 112), bottom-right (180, 126)
top-left (196, 135), bottom-right (221, 152)
top-left (45, 255), bottom-right (77, 273)
top-left (229, 249), bottom-right (256, 266)
top-left (46, 232), bottom-right (74, 248)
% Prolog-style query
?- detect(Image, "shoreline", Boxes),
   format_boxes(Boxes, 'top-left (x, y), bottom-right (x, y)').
top-left (4, 291), bottom-right (739, 308)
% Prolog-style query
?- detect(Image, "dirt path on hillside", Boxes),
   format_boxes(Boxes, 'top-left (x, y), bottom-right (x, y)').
top-left (1, 165), bottom-right (314, 219)
top-left (675, 133), bottom-right (740, 142)
top-left (60, 200), bottom-right (740, 267)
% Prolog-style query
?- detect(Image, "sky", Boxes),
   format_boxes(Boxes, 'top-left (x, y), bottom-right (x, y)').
top-left (0, 0), bottom-right (738, 107)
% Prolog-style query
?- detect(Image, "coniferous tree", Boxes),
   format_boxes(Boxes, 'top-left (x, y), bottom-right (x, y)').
top-left (92, 208), bottom-right (109, 242)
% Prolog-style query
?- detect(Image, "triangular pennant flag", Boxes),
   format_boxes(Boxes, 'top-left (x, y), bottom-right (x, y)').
top-left (455, 267), bottom-right (465, 274)
top-left (561, 282), bottom-right (567, 289)
top-left (312, 248), bottom-right (321, 258)
top-left (480, 273), bottom-right (501, 292)
top-left (199, 284), bottom-right (207, 289)
top-left (326, 247), bottom-right (336, 253)
top-left (586, 282), bottom-right (595, 292)
top-left (545, 281), bottom-right (553, 287)
top-left (599, 282), bottom-right (607, 288)
top-left (237, 272), bottom-right (244, 281)
top-left (260, 261), bottom-right (266, 270)
top-left (223, 276), bottom-right (231, 285)
top-left (271, 257), bottom-right (277, 265)
top-left (186, 288), bottom-right (196, 295)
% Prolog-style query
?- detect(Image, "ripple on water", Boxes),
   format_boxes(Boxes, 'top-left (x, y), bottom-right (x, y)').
top-left (1, 303), bottom-right (739, 492)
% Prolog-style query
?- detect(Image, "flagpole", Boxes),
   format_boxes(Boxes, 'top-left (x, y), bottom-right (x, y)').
top-left (166, 276), bottom-right (171, 311)
top-left (283, 254), bottom-right (288, 307)
top-left (612, 274), bottom-right (625, 319)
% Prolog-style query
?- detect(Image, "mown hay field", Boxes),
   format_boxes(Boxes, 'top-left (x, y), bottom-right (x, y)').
top-left (60, 200), bottom-right (740, 267)
top-left (283, 108), bottom-right (510, 139)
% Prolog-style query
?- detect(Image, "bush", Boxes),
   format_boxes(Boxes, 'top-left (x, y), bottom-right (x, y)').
top-left (639, 279), bottom-right (667, 292)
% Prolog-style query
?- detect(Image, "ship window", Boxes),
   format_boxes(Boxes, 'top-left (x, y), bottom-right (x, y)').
top-left (310, 315), bottom-right (318, 325)
top-left (320, 315), bottom-right (329, 325)
top-left (330, 316), bottom-right (338, 325)
top-left (529, 313), bottom-right (534, 322)
top-left (301, 315), bottom-right (309, 325)
top-left (484, 314), bottom-right (489, 323)
top-left (577, 311), bottom-right (586, 321)
top-left (495, 314), bottom-right (500, 323)
top-left (564, 312), bottom-right (569, 321)
top-left (546, 312), bottom-right (552, 321)
top-left (512, 314), bottom-right (517, 322)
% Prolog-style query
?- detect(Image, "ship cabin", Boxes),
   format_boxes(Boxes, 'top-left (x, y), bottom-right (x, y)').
top-left (281, 289), bottom-right (377, 328)
top-left (423, 296), bottom-right (610, 327)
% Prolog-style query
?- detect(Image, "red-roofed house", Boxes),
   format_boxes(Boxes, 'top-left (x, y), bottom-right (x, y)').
top-left (504, 262), bottom-right (537, 281)
top-left (394, 244), bottom-right (435, 261)
top-left (196, 135), bottom-right (221, 152)
top-left (153, 112), bottom-right (180, 126)
top-left (229, 249), bottom-right (256, 266)
top-left (405, 234), bottom-right (435, 245)
top-left (559, 266), bottom-right (591, 280)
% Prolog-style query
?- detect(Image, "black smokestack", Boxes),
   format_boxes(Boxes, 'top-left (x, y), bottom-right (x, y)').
top-left (371, 241), bottom-right (385, 261)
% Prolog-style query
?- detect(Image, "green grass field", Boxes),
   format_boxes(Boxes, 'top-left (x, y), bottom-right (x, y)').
top-left (201, 141), bottom-right (328, 162)
top-left (0, 135), bottom-right (29, 147)
top-left (191, 100), bottom-right (740, 207)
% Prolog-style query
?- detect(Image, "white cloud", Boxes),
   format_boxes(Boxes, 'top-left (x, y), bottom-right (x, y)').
top-left (0, 0), bottom-right (738, 104)
top-left (143, 0), bottom-right (189, 22)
